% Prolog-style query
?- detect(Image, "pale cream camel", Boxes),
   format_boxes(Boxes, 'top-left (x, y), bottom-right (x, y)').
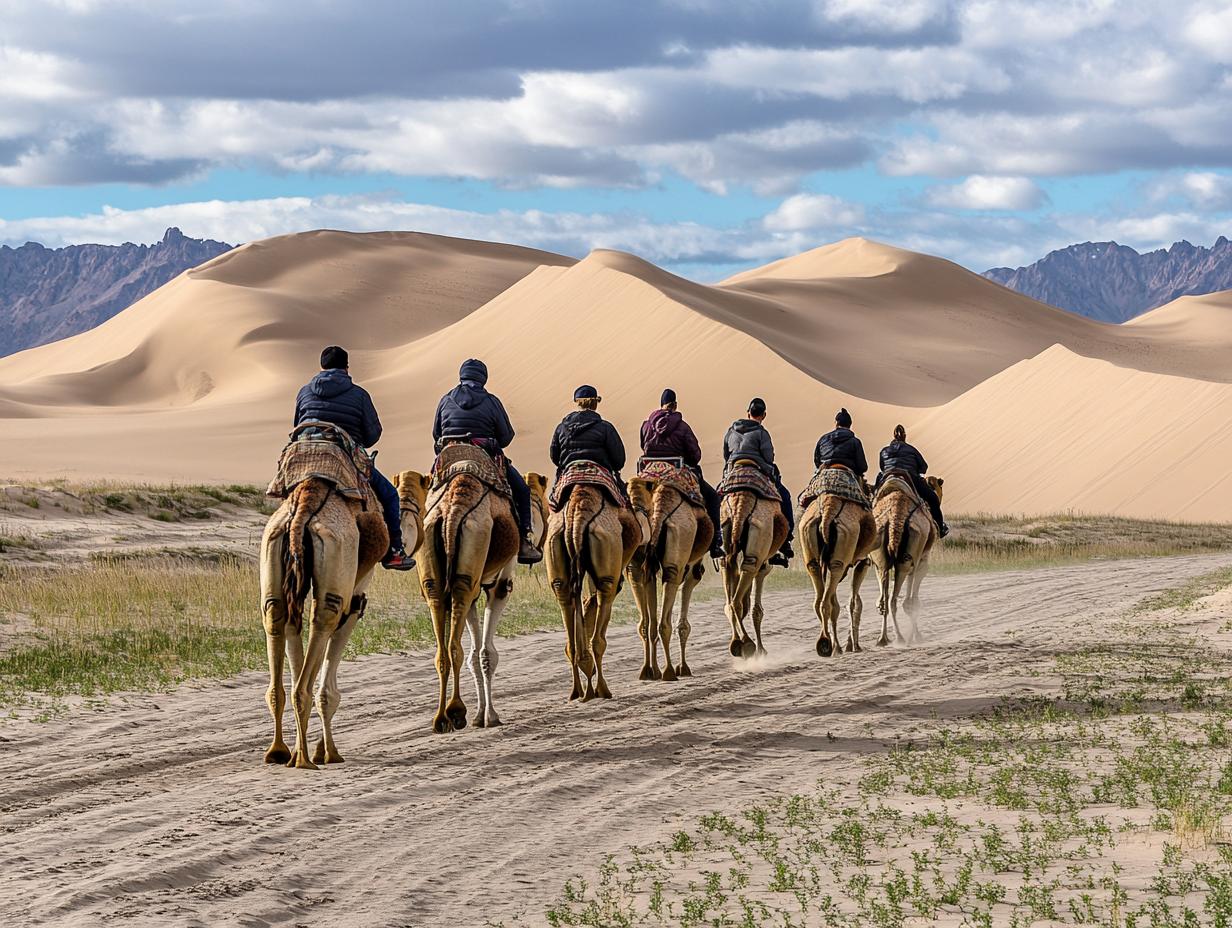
top-left (394, 470), bottom-right (431, 564)
top-left (870, 474), bottom-right (943, 646)
top-left (546, 483), bottom-right (640, 701)
top-left (417, 449), bottom-right (521, 733)
top-left (627, 476), bottom-right (713, 681)
top-left (624, 477), bottom-right (661, 680)
top-left (800, 486), bottom-right (878, 657)
top-left (260, 477), bottom-right (388, 769)
top-left (720, 485), bottom-right (789, 658)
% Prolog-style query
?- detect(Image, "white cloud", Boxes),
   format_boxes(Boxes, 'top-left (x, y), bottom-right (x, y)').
top-left (926, 175), bottom-right (1047, 210)
top-left (1148, 172), bottom-right (1232, 211)
top-left (762, 193), bottom-right (867, 230)
top-left (1184, 3), bottom-right (1232, 63)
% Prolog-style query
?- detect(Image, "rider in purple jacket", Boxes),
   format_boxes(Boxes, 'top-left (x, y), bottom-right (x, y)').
top-left (640, 389), bottom-right (723, 558)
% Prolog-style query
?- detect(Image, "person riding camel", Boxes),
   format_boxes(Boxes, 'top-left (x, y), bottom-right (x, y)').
top-left (293, 345), bottom-right (413, 570)
top-left (432, 358), bottom-right (542, 565)
top-left (722, 397), bottom-right (795, 567)
top-left (814, 407), bottom-right (868, 478)
top-left (549, 385), bottom-right (626, 482)
top-left (640, 388), bottom-right (723, 558)
top-left (877, 424), bottom-right (949, 538)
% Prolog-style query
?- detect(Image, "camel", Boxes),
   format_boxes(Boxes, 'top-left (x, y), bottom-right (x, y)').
top-left (870, 474), bottom-right (944, 646)
top-left (719, 479), bottom-right (789, 658)
top-left (416, 448), bottom-right (547, 732)
top-left (626, 474), bottom-right (713, 681)
top-left (800, 478), bottom-right (878, 657)
top-left (259, 477), bottom-right (389, 769)
top-left (545, 481), bottom-right (641, 701)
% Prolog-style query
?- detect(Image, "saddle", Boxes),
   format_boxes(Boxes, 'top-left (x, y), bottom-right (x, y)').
top-left (636, 457), bottom-right (705, 508)
top-left (874, 468), bottom-right (921, 505)
top-left (266, 420), bottom-right (372, 502)
top-left (717, 461), bottom-right (779, 502)
top-left (427, 442), bottom-right (512, 512)
top-left (798, 464), bottom-right (871, 511)
top-left (548, 460), bottom-right (628, 512)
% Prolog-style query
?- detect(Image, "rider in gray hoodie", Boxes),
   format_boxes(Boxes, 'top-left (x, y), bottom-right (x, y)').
top-left (722, 397), bottom-right (794, 566)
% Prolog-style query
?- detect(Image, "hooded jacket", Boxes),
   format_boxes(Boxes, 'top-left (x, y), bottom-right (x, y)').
top-left (294, 369), bottom-right (382, 447)
top-left (550, 410), bottom-right (626, 473)
top-left (814, 427), bottom-right (868, 475)
top-left (722, 418), bottom-right (776, 476)
top-left (432, 382), bottom-right (515, 449)
top-left (639, 409), bottom-right (702, 466)
top-left (879, 440), bottom-right (928, 477)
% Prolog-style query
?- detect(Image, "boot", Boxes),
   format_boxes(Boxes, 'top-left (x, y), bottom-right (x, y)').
top-left (939, 522), bottom-right (950, 539)
top-left (712, 524), bottom-right (728, 559)
top-left (518, 532), bottom-right (543, 565)
top-left (382, 546), bottom-right (416, 571)
top-left (769, 537), bottom-right (793, 568)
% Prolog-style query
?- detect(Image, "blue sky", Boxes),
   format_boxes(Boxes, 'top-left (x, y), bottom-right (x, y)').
top-left (1, 0), bottom-right (1231, 279)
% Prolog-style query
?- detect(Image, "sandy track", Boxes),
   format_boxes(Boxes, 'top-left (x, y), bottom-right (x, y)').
top-left (4, 554), bottom-right (1229, 927)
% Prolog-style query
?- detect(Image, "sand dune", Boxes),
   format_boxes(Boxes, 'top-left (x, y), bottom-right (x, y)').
top-left (0, 229), bottom-right (1229, 519)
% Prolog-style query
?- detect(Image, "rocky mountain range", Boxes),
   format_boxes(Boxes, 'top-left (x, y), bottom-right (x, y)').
top-left (0, 228), bottom-right (232, 356)
top-left (984, 237), bottom-right (1232, 322)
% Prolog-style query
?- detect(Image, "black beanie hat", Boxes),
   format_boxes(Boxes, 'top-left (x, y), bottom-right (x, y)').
top-left (661, 388), bottom-right (677, 405)
top-left (459, 358), bottom-right (488, 385)
top-left (321, 345), bottom-right (348, 370)
top-left (836, 407), bottom-right (852, 428)
top-left (574, 384), bottom-right (598, 400)
top-left (748, 397), bottom-right (766, 417)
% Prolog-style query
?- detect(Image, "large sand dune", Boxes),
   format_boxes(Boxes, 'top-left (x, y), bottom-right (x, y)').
top-left (0, 230), bottom-right (1229, 518)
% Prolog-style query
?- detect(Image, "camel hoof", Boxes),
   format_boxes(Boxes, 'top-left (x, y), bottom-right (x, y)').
top-left (816, 636), bottom-right (833, 657)
top-left (638, 665), bottom-right (655, 681)
top-left (877, 637), bottom-right (889, 647)
top-left (433, 715), bottom-right (452, 734)
top-left (756, 646), bottom-right (768, 657)
top-left (662, 665), bottom-right (678, 682)
top-left (485, 714), bottom-right (503, 727)
top-left (288, 749), bottom-right (319, 770)
top-left (568, 685), bottom-right (582, 701)
top-left (597, 682), bottom-right (613, 699)
top-left (651, 666), bottom-right (663, 680)
top-left (474, 716), bottom-right (486, 728)
top-left (729, 639), bottom-right (743, 658)
top-left (741, 638), bottom-right (756, 658)
top-left (446, 705), bottom-right (468, 731)
top-left (849, 643), bottom-right (862, 653)
top-left (677, 662), bottom-right (692, 678)
top-left (264, 743), bottom-right (291, 765)
top-left (312, 739), bottom-right (326, 765)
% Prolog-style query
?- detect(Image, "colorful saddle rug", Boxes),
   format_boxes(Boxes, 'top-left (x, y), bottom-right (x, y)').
top-left (427, 443), bottom-right (512, 512)
top-left (873, 470), bottom-right (921, 506)
top-left (267, 421), bottom-right (370, 501)
top-left (637, 458), bottom-right (705, 508)
top-left (717, 463), bottom-right (780, 502)
top-left (548, 460), bottom-right (628, 512)
top-left (798, 466), bottom-right (871, 511)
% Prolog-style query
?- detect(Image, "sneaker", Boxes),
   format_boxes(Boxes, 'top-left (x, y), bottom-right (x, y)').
top-left (710, 541), bottom-right (724, 559)
top-left (939, 522), bottom-right (950, 539)
top-left (768, 552), bottom-right (789, 568)
top-left (518, 534), bottom-right (543, 565)
top-left (780, 538), bottom-right (795, 559)
top-left (382, 547), bottom-right (416, 571)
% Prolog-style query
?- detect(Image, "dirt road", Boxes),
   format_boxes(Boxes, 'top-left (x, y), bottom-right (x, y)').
top-left (4, 554), bottom-right (1228, 927)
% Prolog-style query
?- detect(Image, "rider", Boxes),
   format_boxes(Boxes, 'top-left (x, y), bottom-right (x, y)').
top-left (722, 397), bottom-right (795, 567)
top-left (293, 345), bottom-right (413, 570)
top-left (432, 358), bottom-right (542, 564)
top-left (640, 388), bottom-right (723, 558)
top-left (549, 385), bottom-right (626, 476)
top-left (814, 407), bottom-right (868, 478)
top-left (877, 424), bottom-right (949, 538)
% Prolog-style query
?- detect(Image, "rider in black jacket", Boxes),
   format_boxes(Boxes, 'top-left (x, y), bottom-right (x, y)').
top-left (433, 359), bottom-right (541, 564)
top-left (813, 408), bottom-right (868, 476)
top-left (550, 385), bottom-right (626, 475)
top-left (293, 346), bottom-right (413, 570)
top-left (877, 424), bottom-right (948, 537)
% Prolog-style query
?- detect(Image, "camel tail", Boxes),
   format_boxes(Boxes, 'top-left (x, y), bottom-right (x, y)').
top-left (819, 494), bottom-right (843, 566)
top-left (889, 502), bottom-right (912, 565)
top-left (727, 490), bottom-right (754, 561)
top-left (566, 489), bottom-right (601, 594)
top-left (441, 482), bottom-right (468, 584)
top-left (283, 479), bottom-right (328, 630)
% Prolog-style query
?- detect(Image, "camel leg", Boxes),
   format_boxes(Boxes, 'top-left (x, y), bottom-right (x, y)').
top-left (890, 562), bottom-right (910, 644)
top-left (729, 557), bottom-right (759, 658)
top-left (751, 568), bottom-right (768, 656)
top-left (677, 565), bottom-right (702, 677)
top-left (821, 560), bottom-right (846, 659)
top-left (875, 556), bottom-right (892, 647)
top-left (592, 576), bottom-right (619, 698)
top-left (289, 572), bottom-right (349, 770)
top-left (722, 558), bottom-right (745, 658)
top-left (260, 539), bottom-right (291, 765)
top-left (630, 561), bottom-right (659, 681)
top-left (479, 575), bottom-right (512, 726)
top-left (312, 595), bottom-right (362, 765)
top-left (444, 581), bottom-right (475, 731)
top-left (847, 561), bottom-right (869, 653)
top-left (905, 557), bottom-right (930, 643)
top-left (548, 533), bottom-right (583, 700)
top-left (579, 589), bottom-right (601, 701)
top-left (464, 600), bottom-right (485, 726)
top-left (658, 567), bottom-right (683, 682)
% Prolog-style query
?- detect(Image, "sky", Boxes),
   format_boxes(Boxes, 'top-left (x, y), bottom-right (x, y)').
top-left (1, 0), bottom-right (1231, 279)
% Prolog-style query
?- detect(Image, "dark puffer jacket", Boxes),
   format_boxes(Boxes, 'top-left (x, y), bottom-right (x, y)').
top-left (550, 410), bottom-right (626, 473)
top-left (722, 419), bottom-right (776, 476)
top-left (294, 370), bottom-right (382, 447)
top-left (879, 440), bottom-right (928, 477)
top-left (639, 409), bottom-right (702, 465)
top-left (814, 427), bottom-right (868, 475)
top-left (432, 383), bottom-right (515, 449)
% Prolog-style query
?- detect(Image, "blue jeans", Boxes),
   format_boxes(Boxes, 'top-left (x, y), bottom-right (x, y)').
top-left (369, 466), bottom-right (403, 552)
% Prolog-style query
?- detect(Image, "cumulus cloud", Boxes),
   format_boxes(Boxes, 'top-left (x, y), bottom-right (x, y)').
top-left (1146, 172), bottom-right (1232, 211)
top-left (762, 193), bottom-right (866, 230)
top-left (926, 175), bottom-right (1047, 210)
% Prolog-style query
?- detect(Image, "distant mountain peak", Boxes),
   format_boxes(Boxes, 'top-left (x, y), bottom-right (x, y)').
top-left (0, 229), bottom-right (233, 357)
top-left (983, 236), bottom-right (1232, 322)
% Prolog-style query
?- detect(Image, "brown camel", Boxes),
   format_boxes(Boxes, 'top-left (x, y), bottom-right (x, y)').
top-left (259, 477), bottom-right (388, 769)
top-left (870, 474), bottom-right (943, 646)
top-left (417, 447), bottom-right (521, 733)
top-left (627, 475), bottom-right (713, 681)
top-left (720, 486), bottom-right (789, 658)
top-left (394, 470), bottom-right (432, 562)
top-left (545, 484), bottom-right (640, 701)
top-left (624, 477), bottom-right (660, 680)
top-left (800, 487), bottom-right (878, 657)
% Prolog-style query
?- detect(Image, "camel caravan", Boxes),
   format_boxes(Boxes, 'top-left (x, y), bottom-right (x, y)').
top-left (259, 350), bottom-right (947, 767)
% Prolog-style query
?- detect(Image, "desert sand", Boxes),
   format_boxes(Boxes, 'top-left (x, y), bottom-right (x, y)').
top-left (0, 230), bottom-right (1230, 518)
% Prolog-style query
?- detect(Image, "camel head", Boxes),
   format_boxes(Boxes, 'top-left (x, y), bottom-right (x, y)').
top-left (926, 475), bottom-right (944, 503)
top-left (626, 476), bottom-right (654, 513)
top-left (526, 472), bottom-right (550, 542)
top-left (395, 470), bottom-right (432, 558)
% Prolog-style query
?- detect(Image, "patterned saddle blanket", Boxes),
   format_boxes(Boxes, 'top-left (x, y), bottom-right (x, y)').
top-left (428, 443), bottom-right (512, 512)
top-left (266, 421), bottom-right (371, 501)
top-left (717, 463), bottom-right (780, 502)
top-left (637, 458), bottom-right (705, 508)
top-left (873, 470), bottom-right (921, 506)
top-left (548, 460), bottom-right (628, 512)
top-left (798, 466), bottom-right (871, 511)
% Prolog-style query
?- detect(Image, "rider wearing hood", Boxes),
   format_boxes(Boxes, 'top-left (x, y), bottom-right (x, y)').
top-left (722, 397), bottom-right (795, 566)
